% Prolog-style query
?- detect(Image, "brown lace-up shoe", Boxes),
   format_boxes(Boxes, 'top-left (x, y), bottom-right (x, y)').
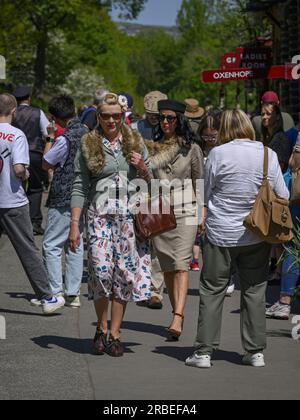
top-left (93, 330), bottom-right (107, 355)
top-left (105, 336), bottom-right (124, 357)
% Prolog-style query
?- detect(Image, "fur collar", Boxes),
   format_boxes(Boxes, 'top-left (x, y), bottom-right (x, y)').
top-left (81, 124), bottom-right (144, 174)
top-left (145, 136), bottom-right (184, 169)
top-left (81, 125), bottom-right (185, 174)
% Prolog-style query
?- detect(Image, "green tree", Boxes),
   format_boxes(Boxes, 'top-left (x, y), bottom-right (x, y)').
top-left (107, 0), bottom-right (147, 19)
top-left (0, 0), bottom-right (147, 95)
top-left (129, 29), bottom-right (180, 97)
top-left (173, 0), bottom-right (271, 108)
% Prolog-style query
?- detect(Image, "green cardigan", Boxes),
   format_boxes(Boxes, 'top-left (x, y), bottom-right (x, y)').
top-left (71, 141), bottom-right (150, 210)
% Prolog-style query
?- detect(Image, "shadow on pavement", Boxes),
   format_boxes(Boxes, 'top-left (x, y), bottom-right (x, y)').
top-left (231, 309), bottom-right (241, 314)
top-left (152, 346), bottom-right (242, 365)
top-left (213, 349), bottom-right (242, 365)
top-left (187, 288), bottom-right (200, 297)
top-left (0, 308), bottom-right (61, 317)
top-left (267, 329), bottom-right (293, 338)
top-left (31, 335), bottom-right (141, 355)
top-left (152, 346), bottom-right (195, 361)
top-left (6, 292), bottom-right (35, 301)
top-left (119, 321), bottom-right (168, 338)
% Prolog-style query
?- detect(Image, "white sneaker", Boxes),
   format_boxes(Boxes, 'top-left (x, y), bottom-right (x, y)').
top-left (30, 298), bottom-right (42, 307)
top-left (42, 296), bottom-right (65, 315)
top-left (30, 293), bottom-right (63, 308)
top-left (185, 352), bottom-right (211, 368)
top-left (64, 296), bottom-right (81, 308)
top-left (265, 301), bottom-right (291, 320)
top-left (242, 352), bottom-right (265, 367)
top-left (226, 282), bottom-right (235, 297)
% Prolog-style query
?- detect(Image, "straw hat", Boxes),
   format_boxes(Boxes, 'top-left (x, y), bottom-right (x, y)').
top-left (184, 98), bottom-right (204, 119)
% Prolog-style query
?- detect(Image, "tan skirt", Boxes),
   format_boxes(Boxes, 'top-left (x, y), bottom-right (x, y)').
top-left (152, 216), bottom-right (198, 272)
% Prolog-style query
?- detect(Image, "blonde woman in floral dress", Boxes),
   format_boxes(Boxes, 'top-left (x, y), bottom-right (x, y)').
top-left (69, 93), bottom-right (152, 357)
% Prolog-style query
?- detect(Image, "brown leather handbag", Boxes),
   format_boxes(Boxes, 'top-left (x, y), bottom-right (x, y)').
top-left (134, 194), bottom-right (177, 241)
top-left (243, 147), bottom-right (293, 244)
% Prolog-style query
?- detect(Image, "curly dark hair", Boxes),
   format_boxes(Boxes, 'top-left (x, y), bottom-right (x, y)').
top-left (153, 112), bottom-right (197, 146)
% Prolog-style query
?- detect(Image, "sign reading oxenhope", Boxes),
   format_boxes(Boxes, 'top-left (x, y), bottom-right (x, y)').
top-left (203, 69), bottom-right (255, 82)
top-left (202, 65), bottom-right (296, 83)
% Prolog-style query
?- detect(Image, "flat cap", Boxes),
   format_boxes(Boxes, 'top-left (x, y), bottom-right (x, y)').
top-left (13, 86), bottom-right (31, 99)
top-left (144, 91), bottom-right (168, 113)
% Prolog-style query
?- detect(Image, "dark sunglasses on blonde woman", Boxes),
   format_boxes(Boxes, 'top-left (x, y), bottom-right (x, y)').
top-left (99, 113), bottom-right (123, 121)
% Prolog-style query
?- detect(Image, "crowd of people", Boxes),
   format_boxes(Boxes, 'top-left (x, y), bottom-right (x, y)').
top-left (0, 84), bottom-right (299, 365)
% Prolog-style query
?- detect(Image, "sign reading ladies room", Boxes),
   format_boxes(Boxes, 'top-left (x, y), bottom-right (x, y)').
top-left (202, 47), bottom-right (297, 82)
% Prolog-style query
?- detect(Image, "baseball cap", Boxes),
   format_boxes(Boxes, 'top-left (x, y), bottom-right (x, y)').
top-left (261, 91), bottom-right (279, 104)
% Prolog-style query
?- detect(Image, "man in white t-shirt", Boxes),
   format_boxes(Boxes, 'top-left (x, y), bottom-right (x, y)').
top-left (0, 93), bottom-right (64, 315)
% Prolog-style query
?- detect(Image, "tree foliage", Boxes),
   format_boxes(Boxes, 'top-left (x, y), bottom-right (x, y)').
top-left (0, 0), bottom-right (270, 111)
top-left (0, 0), bottom-right (147, 96)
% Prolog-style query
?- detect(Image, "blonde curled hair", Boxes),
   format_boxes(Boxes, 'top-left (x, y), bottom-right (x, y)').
top-left (97, 92), bottom-right (128, 114)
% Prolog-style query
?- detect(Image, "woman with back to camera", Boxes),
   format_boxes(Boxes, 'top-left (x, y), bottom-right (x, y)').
top-left (186, 109), bottom-right (289, 369)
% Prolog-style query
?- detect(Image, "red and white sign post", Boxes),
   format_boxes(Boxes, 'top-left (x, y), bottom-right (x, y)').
top-left (202, 47), bottom-right (296, 82)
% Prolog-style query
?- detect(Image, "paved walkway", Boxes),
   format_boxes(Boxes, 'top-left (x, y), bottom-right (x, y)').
top-left (0, 231), bottom-right (300, 400)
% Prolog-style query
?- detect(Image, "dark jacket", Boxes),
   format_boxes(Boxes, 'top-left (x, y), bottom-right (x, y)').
top-left (13, 105), bottom-right (43, 153)
top-left (46, 118), bottom-right (88, 208)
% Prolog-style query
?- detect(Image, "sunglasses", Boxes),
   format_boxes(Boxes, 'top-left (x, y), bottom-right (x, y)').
top-left (201, 135), bottom-right (218, 142)
top-left (159, 115), bottom-right (177, 123)
top-left (147, 113), bottom-right (160, 120)
top-left (99, 113), bottom-right (123, 121)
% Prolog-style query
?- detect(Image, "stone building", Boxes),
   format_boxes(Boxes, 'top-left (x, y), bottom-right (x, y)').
top-left (246, 0), bottom-right (300, 121)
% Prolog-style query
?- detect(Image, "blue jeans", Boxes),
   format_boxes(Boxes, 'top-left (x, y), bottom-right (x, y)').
top-left (281, 243), bottom-right (300, 296)
top-left (43, 207), bottom-right (84, 296)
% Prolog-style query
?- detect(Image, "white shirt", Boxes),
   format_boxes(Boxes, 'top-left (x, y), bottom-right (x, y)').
top-left (0, 123), bottom-right (29, 208)
top-left (205, 139), bottom-right (289, 247)
top-left (44, 135), bottom-right (69, 167)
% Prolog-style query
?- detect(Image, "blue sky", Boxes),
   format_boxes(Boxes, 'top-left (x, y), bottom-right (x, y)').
top-left (111, 0), bottom-right (183, 27)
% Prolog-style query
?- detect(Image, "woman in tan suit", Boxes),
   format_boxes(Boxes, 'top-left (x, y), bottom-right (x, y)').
top-left (145, 100), bottom-right (204, 339)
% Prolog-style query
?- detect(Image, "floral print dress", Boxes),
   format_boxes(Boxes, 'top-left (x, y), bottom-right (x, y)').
top-left (87, 138), bottom-right (151, 302)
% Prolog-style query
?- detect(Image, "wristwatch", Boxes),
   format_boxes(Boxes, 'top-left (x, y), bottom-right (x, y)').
top-left (45, 136), bottom-right (55, 144)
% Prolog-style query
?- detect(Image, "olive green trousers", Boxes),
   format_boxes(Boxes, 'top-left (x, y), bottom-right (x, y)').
top-left (195, 238), bottom-right (271, 355)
